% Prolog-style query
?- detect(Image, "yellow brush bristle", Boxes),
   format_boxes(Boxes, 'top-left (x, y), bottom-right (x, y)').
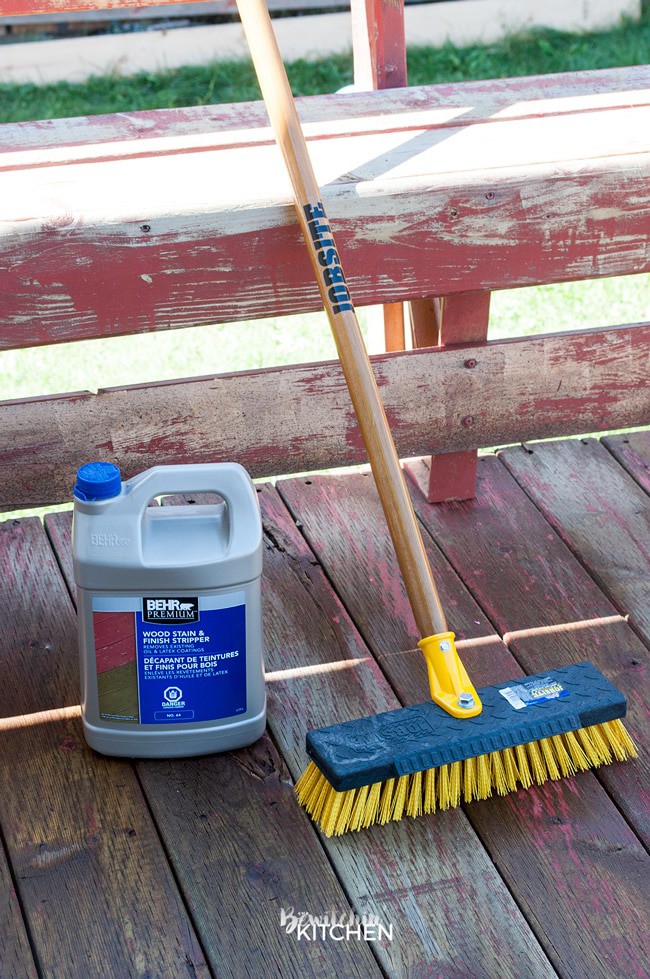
top-left (561, 729), bottom-right (591, 771)
top-left (539, 738), bottom-right (561, 780)
top-left (463, 755), bottom-right (477, 802)
top-left (490, 750), bottom-right (509, 795)
top-left (550, 734), bottom-right (575, 777)
top-left (297, 719), bottom-right (637, 837)
top-left (423, 767), bottom-right (436, 814)
top-left (391, 775), bottom-right (409, 822)
top-left (515, 743), bottom-right (533, 789)
top-left (363, 781), bottom-right (382, 828)
top-left (378, 778), bottom-right (396, 825)
top-left (437, 764), bottom-right (451, 810)
top-left (603, 718), bottom-right (637, 760)
top-left (407, 770), bottom-right (423, 818)
top-left (449, 761), bottom-right (462, 808)
top-left (321, 787), bottom-right (344, 837)
top-left (334, 789), bottom-right (356, 836)
top-left (526, 740), bottom-right (547, 784)
top-left (502, 747), bottom-right (519, 790)
top-left (477, 754), bottom-right (491, 798)
top-left (348, 783), bottom-right (369, 833)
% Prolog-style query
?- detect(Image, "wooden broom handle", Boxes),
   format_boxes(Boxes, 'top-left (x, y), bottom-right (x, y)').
top-left (236, 0), bottom-right (447, 639)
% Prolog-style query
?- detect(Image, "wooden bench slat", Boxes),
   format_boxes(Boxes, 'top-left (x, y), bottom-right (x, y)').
top-left (0, 518), bottom-right (211, 978)
top-left (0, 1), bottom-right (341, 25)
top-left (4, 165), bottom-right (647, 346)
top-left (254, 483), bottom-right (556, 977)
top-left (45, 507), bottom-right (385, 979)
top-left (409, 451), bottom-right (650, 847)
top-left (277, 465), bottom-right (649, 979)
top-left (3, 67), bottom-right (647, 160)
top-left (602, 430), bottom-right (650, 495)
top-left (2, 324), bottom-right (649, 510)
top-left (2, 67), bottom-right (649, 347)
top-left (4, 0), bottom-right (230, 14)
top-left (500, 438), bottom-right (650, 648)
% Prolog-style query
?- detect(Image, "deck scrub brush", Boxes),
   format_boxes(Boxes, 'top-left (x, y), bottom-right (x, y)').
top-left (236, 0), bottom-right (637, 837)
top-left (295, 660), bottom-right (636, 836)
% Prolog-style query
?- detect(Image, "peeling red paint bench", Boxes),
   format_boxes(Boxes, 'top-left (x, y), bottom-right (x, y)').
top-left (1, 63), bottom-right (649, 507)
top-left (1, 9), bottom-right (650, 975)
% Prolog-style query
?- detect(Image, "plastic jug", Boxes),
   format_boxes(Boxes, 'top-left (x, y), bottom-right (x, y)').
top-left (72, 462), bottom-right (265, 757)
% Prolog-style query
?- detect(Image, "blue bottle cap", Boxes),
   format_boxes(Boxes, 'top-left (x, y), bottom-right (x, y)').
top-left (74, 462), bottom-right (122, 501)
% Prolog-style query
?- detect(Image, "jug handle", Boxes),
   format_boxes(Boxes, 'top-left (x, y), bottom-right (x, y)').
top-left (124, 463), bottom-right (258, 532)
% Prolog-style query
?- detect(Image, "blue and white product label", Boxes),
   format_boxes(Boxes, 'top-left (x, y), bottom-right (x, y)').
top-left (136, 594), bottom-right (247, 724)
top-left (499, 677), bottom-right (569, 711)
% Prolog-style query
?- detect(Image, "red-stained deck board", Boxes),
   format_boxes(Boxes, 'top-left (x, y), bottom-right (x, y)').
top-left (500, 438), bottom-right (650, 650)
top-left (46, 501), bottom-right (550, 977)
top-left (5, 439), bottom-right (649, 976)
top-left (255, 483), bottom-right (555, 979)
top-left (40, 510), bottom-right (384, 979)
top-left (93, 610), bottom-right (136, 673)
top-left (3, 68), bottom-right (647, 160)
top-left (0, 517), bottom-right (211, 979)
top-left (277, 463), bottom-right (649, 979)
top-left (602, 429), bottom-right (650, 495)
top-left (409, 450), bottom-right (649, 847)
top-left (0, 845), bottom-right (38, 979)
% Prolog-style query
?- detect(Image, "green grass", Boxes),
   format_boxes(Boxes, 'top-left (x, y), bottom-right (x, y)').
top-left (0, 11), bottom-right (649, 123)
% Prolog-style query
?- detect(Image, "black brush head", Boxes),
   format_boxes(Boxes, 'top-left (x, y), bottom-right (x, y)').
top-left (306, 662), bottom-right (627, 791)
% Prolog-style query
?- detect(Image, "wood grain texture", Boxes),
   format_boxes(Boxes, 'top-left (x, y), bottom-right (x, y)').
top-left (351, 0), bottom-right (407, 90)
top-left (3, 0), bottom-right (225, 12)
top-left (278, 467), bottom-right (650, 979)
top-left (257, 483), bottom-right (555, 979)
top-left (46, 509), bottom-right (382, 979)
top-left (4, 67), bottom-right (647, 161)
top-left (0, 0), bottom-right (340, 22)
top-left (277, 469), bottom-right (500, 657)
top-left (500, 438), bottom-right (650, 647)
top-left (3, 323), bottom-right (649, 510)
top-left (2, 68), bottom-right (649, 347)
top-left (410, 289), bottom-right (491, 502)
top-left (602, 429), bottom-right (650, 495)
top-left (140, 738), bottom-right (382, 979)
top-left (410, 451), bottom-right (649, 846)
top-left (0, 518), bottom-right (210, 979)
top-left (0, 841), bottom-right (38, 979)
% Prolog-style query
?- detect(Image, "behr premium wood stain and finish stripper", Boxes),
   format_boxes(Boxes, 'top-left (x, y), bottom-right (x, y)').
top-left (72, 462), bottom-right (266, 757)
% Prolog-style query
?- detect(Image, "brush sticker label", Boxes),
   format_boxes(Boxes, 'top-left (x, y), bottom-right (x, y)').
top-left (499, 677), bottom-right (569, 710)
top-left (92, 594), bottom-right (247, 724)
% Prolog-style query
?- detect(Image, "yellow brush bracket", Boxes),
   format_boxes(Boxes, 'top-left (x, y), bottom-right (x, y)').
top-left (418, 632), bottom-right (483, 718)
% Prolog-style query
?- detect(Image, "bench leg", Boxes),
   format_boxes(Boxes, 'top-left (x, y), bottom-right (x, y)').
top-left (350, 0), bottom-right (408, 355)
top-left (350, 0), bottom-right (489, 504)
top-left (351, 0), bottom-right (407, 90)
top-left (405, 291), bottom-right (491, 503)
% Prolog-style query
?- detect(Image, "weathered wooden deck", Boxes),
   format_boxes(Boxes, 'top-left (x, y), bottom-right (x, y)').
top-left (1, 431), bottom-right (648, 979)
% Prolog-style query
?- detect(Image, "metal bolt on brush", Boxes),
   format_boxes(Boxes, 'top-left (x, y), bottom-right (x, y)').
top-left (458, 693), bottom-right (477, 710)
